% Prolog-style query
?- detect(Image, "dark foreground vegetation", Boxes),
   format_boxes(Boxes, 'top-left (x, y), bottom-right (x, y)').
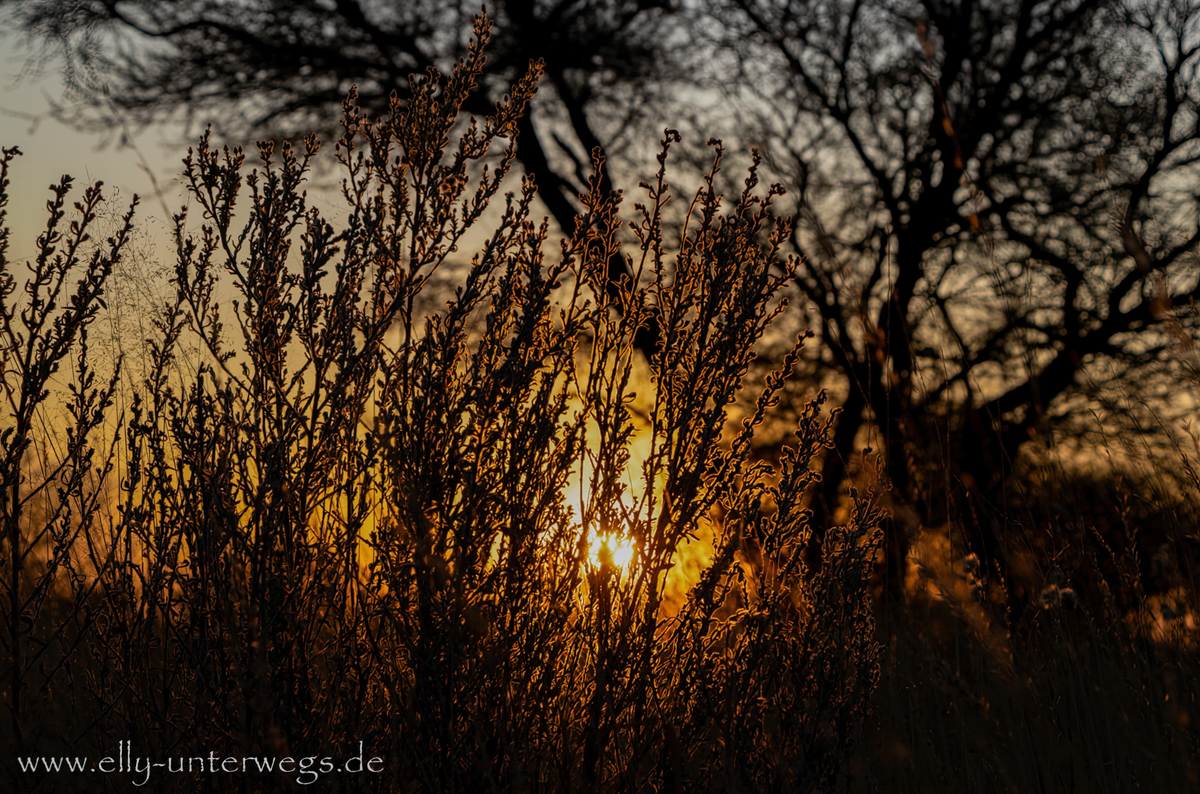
top-left (2, 18), bottom-right (887, 792)
top-left (2, 4), bottom-right (1199, 792)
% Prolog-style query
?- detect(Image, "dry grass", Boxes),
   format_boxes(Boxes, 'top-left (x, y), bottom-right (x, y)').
top-left (848, 479), bottom-right (1200, 793)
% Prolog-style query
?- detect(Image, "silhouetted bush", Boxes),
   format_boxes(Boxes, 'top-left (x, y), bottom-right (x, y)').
top-left (1, 15), bottom-right (884, 792)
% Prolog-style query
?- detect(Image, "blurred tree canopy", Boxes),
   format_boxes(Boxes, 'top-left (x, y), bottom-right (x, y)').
top-left (703, 0), bottom-right (1200, 581)
top-left (5, 0), bottom-right (1200, 586)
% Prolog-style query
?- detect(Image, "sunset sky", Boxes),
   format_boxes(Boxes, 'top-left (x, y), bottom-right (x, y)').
top-left (0, 31), bottom-right (184, 264)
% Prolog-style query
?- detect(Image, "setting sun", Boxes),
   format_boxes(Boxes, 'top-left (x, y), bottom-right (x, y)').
top-left (588, 532), bottom-right (637, 570)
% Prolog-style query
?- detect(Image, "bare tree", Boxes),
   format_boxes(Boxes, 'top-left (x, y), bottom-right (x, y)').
top-left (703, 0), bottom-right (1200, 591)
top-left (12, 0), bottom-right (1200, 599)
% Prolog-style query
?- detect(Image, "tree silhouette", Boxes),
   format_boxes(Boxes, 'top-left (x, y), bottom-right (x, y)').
top-left (705, 0), bottom-right (1200, 591)
top-left (12, 0), bottom-right (1200, 597)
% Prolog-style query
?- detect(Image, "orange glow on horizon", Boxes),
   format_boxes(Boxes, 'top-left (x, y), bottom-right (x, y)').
top-left (587, 531), bottom-right (637, 570)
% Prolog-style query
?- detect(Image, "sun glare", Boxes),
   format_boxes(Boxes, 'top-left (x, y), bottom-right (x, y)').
top-left (588, 532), bottom-right (637, 570)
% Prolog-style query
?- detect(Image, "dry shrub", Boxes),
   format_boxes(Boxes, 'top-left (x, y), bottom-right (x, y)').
top-left (1, 13), bottom-right (883, 793)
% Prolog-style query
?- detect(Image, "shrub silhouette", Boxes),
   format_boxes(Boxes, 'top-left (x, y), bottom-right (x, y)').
top-left (1, 14), bottom-right (884, 792)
